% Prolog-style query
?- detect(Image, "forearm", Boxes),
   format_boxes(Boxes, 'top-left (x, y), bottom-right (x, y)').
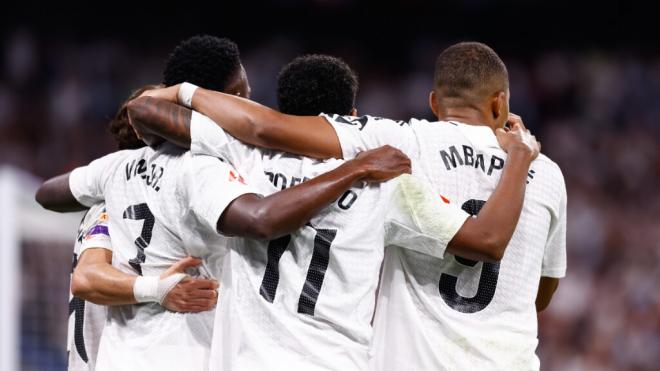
top-left (35, 173), bottom-right (87, 212)
top-left (448, 149), bottom-right (532, 261)
top-left (220, 161), bottom-right (366, 239)
top-left (72, 260), bottom-right (138, 305)
top-left (127, 97), bottom-right (192, 148)
top-left (192, 88), bottom-right (342, 159)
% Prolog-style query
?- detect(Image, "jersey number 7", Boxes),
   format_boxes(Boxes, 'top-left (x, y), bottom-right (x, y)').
top-left (259, 226), bottom-right (337, 316)
top-left (123, 203), bottom-right (155, 275)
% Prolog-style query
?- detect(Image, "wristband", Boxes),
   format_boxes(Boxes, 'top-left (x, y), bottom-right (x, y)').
top-left (133, 276), bottom-right (159, 303)
top-left (133, 273), bottom-right (187, 304)
top-left (178, 82), bottom-right (199, 108)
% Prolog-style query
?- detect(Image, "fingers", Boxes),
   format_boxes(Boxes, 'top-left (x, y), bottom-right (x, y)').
top-left (185, 278), bottom-right (219, 290)
top-left (171, 256), bottom-right (203, 273)
top-left (166, 297), bottom-right (217, 313)
top-left (507, 113), bottom-right (526, 131)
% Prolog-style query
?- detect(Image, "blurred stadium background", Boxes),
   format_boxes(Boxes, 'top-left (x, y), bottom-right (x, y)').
top-left (1, 1), bottom-right (659, 370)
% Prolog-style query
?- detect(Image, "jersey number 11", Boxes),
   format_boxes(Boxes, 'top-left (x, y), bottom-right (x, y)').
top-left (259, 226), bottom-right (337, 316)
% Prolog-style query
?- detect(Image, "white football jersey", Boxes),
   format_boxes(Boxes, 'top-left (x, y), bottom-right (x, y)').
top-left (324, 114), bottom-right (567, 371)
top-left (68, 143), bottom-right (256, 371)
top-left (190, 112), bottom-right (471, 371)
top-left (68, 203), bottom-right (111, 371)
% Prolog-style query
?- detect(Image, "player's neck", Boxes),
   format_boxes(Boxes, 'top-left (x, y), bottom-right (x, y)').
top-left (439, 108), bottom-right (498, 132)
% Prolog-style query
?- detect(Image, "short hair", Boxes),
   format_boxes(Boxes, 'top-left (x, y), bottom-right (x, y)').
top-left (108, 85), bottom-right (160, 150)
top-left (163, 35), bottom-right (241, 91)
top-left (277, 54), bottom-right (358, 116)
top-left (433, 42), bottom-right (508, 104)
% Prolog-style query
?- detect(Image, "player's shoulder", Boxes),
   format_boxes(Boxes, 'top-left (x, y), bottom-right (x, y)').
top-left (322, 113), bottom-right (416, 130)
top-left (529, 153), bottom-right (566, 206)
top-left (533, 154), bottom-right (565, 182)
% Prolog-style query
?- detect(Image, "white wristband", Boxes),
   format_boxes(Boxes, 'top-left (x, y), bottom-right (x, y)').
top-left (133, 273), bottom-right (187, 304)
top-left (133, 276), bottom-right (159, 303)
top-left (178, 82), bottom-right (199, 108)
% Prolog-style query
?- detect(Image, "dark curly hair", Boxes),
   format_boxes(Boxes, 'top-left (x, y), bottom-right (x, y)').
top-left (163, 35), bottom-right (241, 91)
top-left (277, 54), bottom-right (358, 116)
top-left (108, 85), bottom-right (161, 150)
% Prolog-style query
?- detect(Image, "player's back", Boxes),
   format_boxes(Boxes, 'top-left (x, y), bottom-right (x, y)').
top-left (190, 112), bottom-right (472, 371)
top-left (68, 143), bottom-right (233, 371)
top-left (369, 120), bottom-right (567, 370)
top-left (213, 151), bottom-right (394, 371)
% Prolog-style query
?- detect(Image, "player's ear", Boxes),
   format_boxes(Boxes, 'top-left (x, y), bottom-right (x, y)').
top-left (490, 91), bottom-right (506, 121)
top-left (349, 108), bottom-right (358, 116)
top-left (429, 90), bottom-right (440, 118)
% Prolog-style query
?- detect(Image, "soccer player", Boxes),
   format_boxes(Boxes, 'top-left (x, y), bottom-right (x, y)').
top-left (144, 42), bottom-right (565, 370)
top-left (61, 86), bottom-right (220, 371)
top-left (126, 53), bottom-right (539, 370)
top-left (52, 37), bottom-right (248, 369)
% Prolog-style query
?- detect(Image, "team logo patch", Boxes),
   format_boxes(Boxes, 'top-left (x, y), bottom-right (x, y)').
top-left (85, 224), bottom-right (109, 239)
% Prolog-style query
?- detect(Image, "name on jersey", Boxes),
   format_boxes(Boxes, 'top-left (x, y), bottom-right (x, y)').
top-left (440, 145), bottom-right (536, 182)
top-left (264, 170), bottom-right (359, 210)
top-left (440, 145), bottom-right (505, 175)
top-left (125, 158), bottom-right (164, 191)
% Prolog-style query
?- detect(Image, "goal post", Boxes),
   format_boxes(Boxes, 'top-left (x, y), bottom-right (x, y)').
top-left (0, 166), bottom-right (83, 371)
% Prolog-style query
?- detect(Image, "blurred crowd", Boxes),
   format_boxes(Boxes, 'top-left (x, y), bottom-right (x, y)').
top-left (2, 29), bottom-right (660, 371)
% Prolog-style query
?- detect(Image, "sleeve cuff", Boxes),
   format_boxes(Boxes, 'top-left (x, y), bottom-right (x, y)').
top-left (321, 113), bottom-right (364, 159)
top-left (541, 267), bottom-right (566, 278)
top-left (68, 167), bottom-right (95, 207)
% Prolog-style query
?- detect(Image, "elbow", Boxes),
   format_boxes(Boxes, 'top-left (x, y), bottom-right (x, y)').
top-left (70, 271), bottom-right (89, 298)
top-left (244, 208), bottom-right (282, 241)
top-left (536, 301), bottom-right (550, 312)
top-left (34, 185), bottom-right (47, 209)
top-left (71, 270), bottom-right (94, 301)
top-left (35, 184), bottom-right (58, 211)
top-left (474, 236), bottom-right (508, 263)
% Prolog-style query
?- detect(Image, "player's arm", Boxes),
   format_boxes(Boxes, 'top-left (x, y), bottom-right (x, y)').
top-left (536, 171), bottom-right (566, 312)
top-left (131, 84), bottom-right (343, 159)
top-left (72, 249), bottom-right (218, 312)
top-left (446, 119), bottom-right (539, 262)
top-left (35, 173), bottom-right (87, 212)
top-left (218, 145), bottom-right (411, 240)
top-left (536, 277), bottom-right (559, 312)
top-left (36, 150), bottom-right (128, 212)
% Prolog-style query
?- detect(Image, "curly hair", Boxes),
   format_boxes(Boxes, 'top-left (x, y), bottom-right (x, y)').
top-left (277, 54), bottom-right (358, 116)
top-left (107, 85), bottom-right (161, 150)
top-left (163, 35), bottom-right (241, 91)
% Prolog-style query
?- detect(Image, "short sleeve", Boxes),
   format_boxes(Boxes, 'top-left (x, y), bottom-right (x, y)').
top-left (79, 203), bottom-right (112, 255)
top-left (384, 175), bottom-right (469, 258)
top-left (321, 114), bottom-right (420, 160)
top-left (541, 178), bottom-right (567, 278)
top-left (185, 154), bottom-right (259, 235)
top-left (69, 151), bottom-right (130, 207)
top-left (190, 111), bottom-right (255, 168)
